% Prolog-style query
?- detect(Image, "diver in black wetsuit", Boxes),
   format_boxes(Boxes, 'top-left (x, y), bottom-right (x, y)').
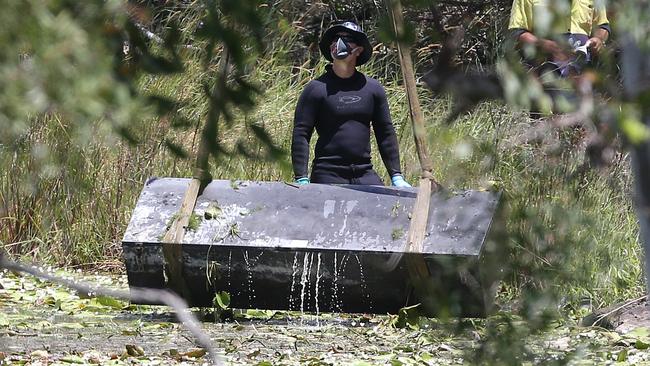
top-left (291, 21), bottom-right (410, 187)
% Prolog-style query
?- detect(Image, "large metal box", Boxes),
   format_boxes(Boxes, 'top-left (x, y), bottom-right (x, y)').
top-left (122, 178), bottom-right (503, 317)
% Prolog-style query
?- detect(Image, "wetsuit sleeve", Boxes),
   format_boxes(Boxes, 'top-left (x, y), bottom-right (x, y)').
top-left (291, 82), bottom-right (318, 179)
top-left (372, 83), bottom-right (402, 177)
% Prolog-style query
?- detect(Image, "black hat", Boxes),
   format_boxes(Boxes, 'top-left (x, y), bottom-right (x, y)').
top-left (319, 21), bottom-right (372, 66)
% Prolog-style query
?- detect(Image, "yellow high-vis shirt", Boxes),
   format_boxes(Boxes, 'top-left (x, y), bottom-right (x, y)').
top-left (509, 0), bottom-right (609, 36)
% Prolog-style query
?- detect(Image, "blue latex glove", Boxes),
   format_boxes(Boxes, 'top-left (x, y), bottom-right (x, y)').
top-left (391, 174), bottom-right (411, 188)
top-left (295, 177), bottom-right (310, 185)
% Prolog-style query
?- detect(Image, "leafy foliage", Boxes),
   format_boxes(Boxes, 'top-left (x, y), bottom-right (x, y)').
top-left (213, 290), bottom-right (231, 309)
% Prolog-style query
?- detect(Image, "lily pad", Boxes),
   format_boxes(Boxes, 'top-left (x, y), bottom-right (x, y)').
top-left (96, 296), bottom-right (127, 310)
top-left (60, 355), bottom-right (85, 364)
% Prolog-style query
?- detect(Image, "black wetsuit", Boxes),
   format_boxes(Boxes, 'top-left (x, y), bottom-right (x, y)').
top-left (291, 65), bottom-right (402, 185)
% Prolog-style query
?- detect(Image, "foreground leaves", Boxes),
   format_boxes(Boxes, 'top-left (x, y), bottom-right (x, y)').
top-left (2, 269), bottom-right (650, 365)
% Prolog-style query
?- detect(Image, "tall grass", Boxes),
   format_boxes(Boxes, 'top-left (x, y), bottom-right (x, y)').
top-left (0, 26), bottom-right (643, 307)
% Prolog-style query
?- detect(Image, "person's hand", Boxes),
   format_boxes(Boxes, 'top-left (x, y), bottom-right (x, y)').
top-left (391, 174), bottom-right (411, 188)
top-left (295, 177), bottom-right (310, 185)
top-left (588, 37), bottom-right (604, 54)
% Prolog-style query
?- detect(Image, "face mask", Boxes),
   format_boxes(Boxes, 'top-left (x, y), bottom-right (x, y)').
top-left (332, 37), bottom-right (359, 60)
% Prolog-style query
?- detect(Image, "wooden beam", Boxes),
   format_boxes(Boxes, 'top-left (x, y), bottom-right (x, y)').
top-left (161, 46), bottom-right (231, 300)
top-left (387, 0), bottom-right (441, 312)
top-left (389, 1), bottom-right (433, 175)
top-left (387, 0), bottom-right (439, 247)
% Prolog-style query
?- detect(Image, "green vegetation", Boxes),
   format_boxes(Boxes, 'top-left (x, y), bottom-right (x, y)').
top-left (0, 6), bottom-right (642, 302)
top-left (204, 202), bottom-right (222, 220)
top-left (391, 201), bottom-right (402, 217)
top-left (213, 291), bottom-right (231, 310)
top-left (392, 227), bottom-right (405, 241)
top-left (2, 57), bottom-right (640, 307)
top-left (0, 3), bottom-right (648, 363)
top-left (187, 213), bottom-right (202, 231)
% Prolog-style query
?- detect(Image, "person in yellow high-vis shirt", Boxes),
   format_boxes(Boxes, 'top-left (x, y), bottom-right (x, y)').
top-left (509, 0), bottom-right (610, 77)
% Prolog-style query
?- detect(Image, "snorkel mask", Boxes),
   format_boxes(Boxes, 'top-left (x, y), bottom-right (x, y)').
top-left (319, 21), bottom-right (372, 65)
top-left (332, 36), bottom-right (359, 60)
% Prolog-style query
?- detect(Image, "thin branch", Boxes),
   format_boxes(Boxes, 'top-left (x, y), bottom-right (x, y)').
top-left (591, 295), bottom-right (648, 327)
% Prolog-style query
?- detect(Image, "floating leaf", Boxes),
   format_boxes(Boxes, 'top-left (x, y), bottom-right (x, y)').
top-left (60, 355), bottom-right (85, 364)
top-left (419, 352), bottom-right (433, 361)
top-left (213, 291), bottom-right (230, 310)
top-left (125, 344), bottom-right (145, 357)
top-left (59, 322), bottom-right (86, 329)
top-left (183, 348), bottom-right (206, 358)
top-left (29, 350), bottom-right (49, 358)
top-left (143, 322), bottom-right (174, 330)
top-left (627, 326), bottom-right (650, 348)
top-left (243, 309), bottom-right (275, 319)
top-left (627, 327), bottom-right (650, 338)
top-left (636, 339), bottom-right (650, 350)
top-left (96, 296), bottom-right (126, 310)
top-left (0, 313), bottom-right (9, 327)
top-left (394, 304), bottom-right (421, 329)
